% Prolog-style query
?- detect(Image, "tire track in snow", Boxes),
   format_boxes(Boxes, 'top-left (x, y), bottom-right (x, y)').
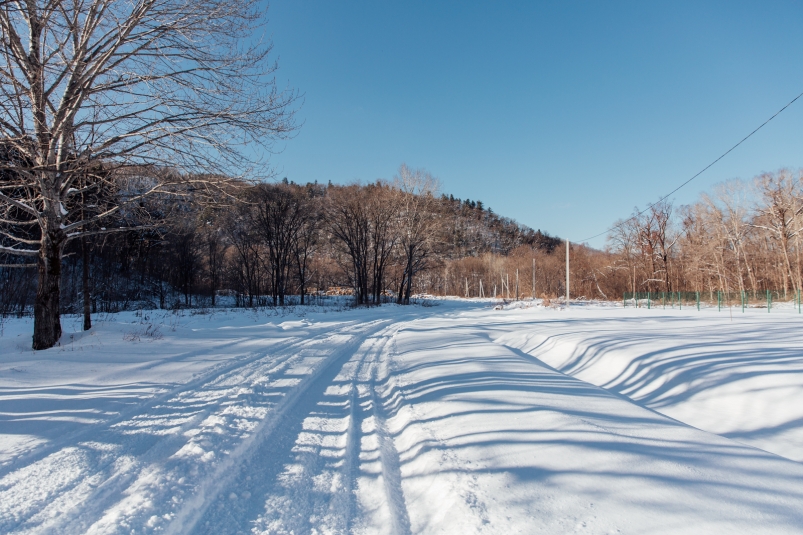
top-left (0, 335), bottom-right (294, 481)
top-left (52, 342), bottom-right (308, 534)
top-left (368, 344), bottom-right (413, 535)
top-left (343, 355), bottom-right (369, 533)
top-left (165, 319), bottom-right (396, 534)
top-left (192, 321), bottom-right (405, 535)
top-left (0, 319), bottom-right (384, 534)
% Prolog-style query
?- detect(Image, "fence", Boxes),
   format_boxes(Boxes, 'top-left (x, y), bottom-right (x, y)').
top-left (623, 290), bottom-right (803, 313)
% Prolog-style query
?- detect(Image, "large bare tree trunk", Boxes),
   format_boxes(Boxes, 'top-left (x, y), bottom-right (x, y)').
top-left (82, 236), bottom-right (91, 331)
top-left (33, 230), bottom-right (64, 350)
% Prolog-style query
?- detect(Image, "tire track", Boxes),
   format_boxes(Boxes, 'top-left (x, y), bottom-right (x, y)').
top-left (0, 333), bottom-right (298, 480)
top-left (0, 319), bottom-right (385, 534)
top-left (193, 321), bottom-right (405, 535)
top-left (165, 319), bottom-right (395, 534)
top-left (369, 340), bottom-right (413, 535)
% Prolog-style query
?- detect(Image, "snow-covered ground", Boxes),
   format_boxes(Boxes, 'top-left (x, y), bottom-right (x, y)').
top-left (1, 300), bottom-right (803, 534)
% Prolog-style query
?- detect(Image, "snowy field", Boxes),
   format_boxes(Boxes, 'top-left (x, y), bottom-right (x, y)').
top-left (1, 300), bottom-right (803, 534)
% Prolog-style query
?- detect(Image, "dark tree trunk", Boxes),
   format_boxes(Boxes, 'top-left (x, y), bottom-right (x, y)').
top-left (396, 273), bottom-right (407, 304)
top-left (33, 232), bottom-right (64, 350)
top-left (404, 268), bottom-right (413, 304)
top-left (82, 236), bottom-right (91, 331)
top-left (299, 264), bottom-right (306, 305)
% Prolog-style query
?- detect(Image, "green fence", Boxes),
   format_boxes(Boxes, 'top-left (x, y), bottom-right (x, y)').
top-left (623, 290), bottom-right (803, 312)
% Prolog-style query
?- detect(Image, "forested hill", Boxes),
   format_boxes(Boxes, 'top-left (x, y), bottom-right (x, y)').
top-left (0, 171), bottom-right (563, 315)
top-left (430, 193), bottom-right (561, 258)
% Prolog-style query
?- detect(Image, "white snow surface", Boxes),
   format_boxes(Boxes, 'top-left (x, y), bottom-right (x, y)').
top-left (1, 301), bottom-right (803, 534)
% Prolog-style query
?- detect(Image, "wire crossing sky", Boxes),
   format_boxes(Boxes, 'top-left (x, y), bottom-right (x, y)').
top-left (265, 1), bottom-right (803, 248)
top-left (578, 88), bottom-right (803, 243)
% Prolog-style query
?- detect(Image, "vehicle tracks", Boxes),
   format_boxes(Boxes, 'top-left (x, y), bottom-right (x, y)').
top-left (192, 321), bottom-right (409, 535)
top-left (0, 318), bottom-right (389, 534)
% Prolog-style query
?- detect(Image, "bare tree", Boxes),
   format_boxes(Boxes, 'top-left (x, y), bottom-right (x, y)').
top-left (701, 179), bottom-right (755, 295)
top-left (628, 201), bottom-right (675, 292)
top-left (752, 171), bottom-right (802, 297)
top-left (366, 182), bottom-right (399, 304)
top-left (227, 205), bottom-right (262, 307)
top-left (251, 183), bottom-right (308, 306)
top-left (394, 164), bottom-right (439, 304)
top-left (292, 184), bottom-right (323, 305)
top-left (201, 213), bottom-right (227, 307)
top-left (606, 216), bottom-right (640, 296)
top-left (0, 0), bottom-right (297, 348)
top-left (327, 184), bottom-right (371, 305)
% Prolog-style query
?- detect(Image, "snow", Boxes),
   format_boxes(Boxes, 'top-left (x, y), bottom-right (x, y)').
top-left (1, 301), bottom-right (803, 534)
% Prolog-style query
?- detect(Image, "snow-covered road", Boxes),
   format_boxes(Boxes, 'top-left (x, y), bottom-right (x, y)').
top-left (2, 301), bottom-right (803, 534)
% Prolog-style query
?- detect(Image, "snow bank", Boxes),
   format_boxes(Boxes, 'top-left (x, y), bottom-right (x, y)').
top-left (494, 305), bottom-right (803, 462)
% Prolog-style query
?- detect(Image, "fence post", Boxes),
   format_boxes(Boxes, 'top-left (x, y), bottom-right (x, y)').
top-left (678, 291), bottom-right (681, 310)
top-left (718, 291), bottom-right (721, 312)
top-left (648, 292), bottom-right (651, 309)
top-left (696, 291), bottom-right (700, 311)
top-left (767, 289), bottom-right (771, 313)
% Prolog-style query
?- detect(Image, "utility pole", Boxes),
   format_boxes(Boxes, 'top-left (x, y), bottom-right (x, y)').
top-left (565, 239), bottom-right (570, 306)
top-left (532, 258), bottom-right (536, 300)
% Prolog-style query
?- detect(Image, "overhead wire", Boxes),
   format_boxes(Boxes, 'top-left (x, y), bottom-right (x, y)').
top-left (577, 89), bottom-right (803, 243)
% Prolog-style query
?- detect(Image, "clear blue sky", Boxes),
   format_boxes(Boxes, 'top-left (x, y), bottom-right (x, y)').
top-left (264, 1), bottom-right (803, 248)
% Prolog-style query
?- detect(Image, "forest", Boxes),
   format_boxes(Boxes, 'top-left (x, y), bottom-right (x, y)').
top-left (0, 163), bottom-right (564, 317)
top-left (5, 160), bottom-right (803, 325)
top-left (605, 169), bottom-right (803, 302)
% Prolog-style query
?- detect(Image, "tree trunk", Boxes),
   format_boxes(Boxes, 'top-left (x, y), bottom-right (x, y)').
top-left (82, 236), bottom-right (92, 331)
top-left (299, 268), bottom-right (306, 305)
top-left (33, 232), bottom-right (64, 350)
top-left (396, 273), bottom-right (407, 304)
top-left (404, 268), bottom-right (413, 304)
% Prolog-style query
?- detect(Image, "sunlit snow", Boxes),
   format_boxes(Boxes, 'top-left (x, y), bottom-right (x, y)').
top-left (1, 300), bottom-right (803, 534)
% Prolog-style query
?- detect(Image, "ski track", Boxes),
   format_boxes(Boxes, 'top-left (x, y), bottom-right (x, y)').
top-left (202, 321), bottom-right (413, 535)
top-left (0, 318), bottom-right (391, 534)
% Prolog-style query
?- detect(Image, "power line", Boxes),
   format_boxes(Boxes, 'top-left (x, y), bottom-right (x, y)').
top-left (577, 89), bottom-right (803, 243)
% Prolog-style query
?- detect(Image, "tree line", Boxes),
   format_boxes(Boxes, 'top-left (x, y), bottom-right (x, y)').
top-left (1, 163), bottom-right (566, 316)
top-left (604, 169), bottom-right (803, 301)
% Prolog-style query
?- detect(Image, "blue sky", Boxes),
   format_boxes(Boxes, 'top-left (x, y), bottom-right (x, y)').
top-left (263, 1), bottom-right (803, 248)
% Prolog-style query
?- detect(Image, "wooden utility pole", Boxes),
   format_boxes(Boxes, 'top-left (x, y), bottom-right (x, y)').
top-left (532, 258), bottom-right (536, 300)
